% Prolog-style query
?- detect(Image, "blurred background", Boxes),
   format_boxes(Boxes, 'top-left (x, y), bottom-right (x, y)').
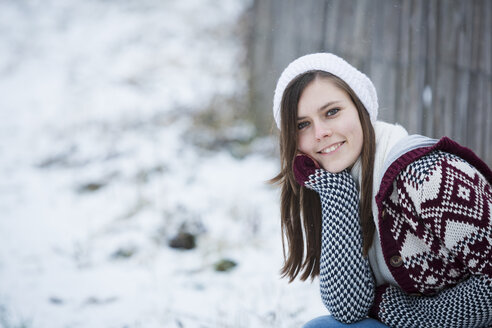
top-left (0, 0), bottom-right (490, 327)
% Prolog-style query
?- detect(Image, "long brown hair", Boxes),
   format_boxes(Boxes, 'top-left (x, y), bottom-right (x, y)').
top-left (270, 71), bottom-right (376, 282)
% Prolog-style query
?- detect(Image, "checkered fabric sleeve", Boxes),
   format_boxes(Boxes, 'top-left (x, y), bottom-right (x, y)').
top-left (295, 155), bottom-right (375, 323)
top-left (373, 276), bottom-right (492, 328)
top-left (371, 152), bottom-right (492, 328)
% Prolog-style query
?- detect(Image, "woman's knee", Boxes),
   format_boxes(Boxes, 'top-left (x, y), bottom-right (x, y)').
top-left (302, 315), bottom-right (343, 328)
top-left (302, 316), bottom-right (389, 328)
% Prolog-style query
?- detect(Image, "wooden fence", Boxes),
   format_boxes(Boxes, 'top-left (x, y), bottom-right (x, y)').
top-left (248, 0), bottom-right (492, 165)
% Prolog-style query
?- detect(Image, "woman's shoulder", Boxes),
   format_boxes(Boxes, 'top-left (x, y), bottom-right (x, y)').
top-left (376, 136), bottom-right (491, 204)
top-left (398, 150), bottom-right (484, 187)
top-left (386, 151), bottom-right (489, 227)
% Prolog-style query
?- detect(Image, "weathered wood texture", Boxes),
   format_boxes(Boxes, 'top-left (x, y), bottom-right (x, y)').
top-left (248, 0), bottom-right (492, 165)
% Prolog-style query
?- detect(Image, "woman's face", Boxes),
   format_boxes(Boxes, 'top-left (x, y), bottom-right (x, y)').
top-left (296, 77), bottom-right (363, 173)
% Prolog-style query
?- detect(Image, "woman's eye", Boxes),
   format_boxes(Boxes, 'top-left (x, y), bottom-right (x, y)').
top-left (297, 121), bottom-right (309, 130)
top-left (326, 108), bottom-right (340, 117)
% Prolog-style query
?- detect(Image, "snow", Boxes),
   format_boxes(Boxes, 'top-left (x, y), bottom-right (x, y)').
top-left (0, 0), bottom-right (326, 327)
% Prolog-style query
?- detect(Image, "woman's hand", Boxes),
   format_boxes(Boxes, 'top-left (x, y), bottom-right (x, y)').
top-left (292, 153), bottom-right (320, 187)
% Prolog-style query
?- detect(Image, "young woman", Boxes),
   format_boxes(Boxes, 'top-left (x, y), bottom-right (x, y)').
top-left (271, 53), bottom-right (492, 328)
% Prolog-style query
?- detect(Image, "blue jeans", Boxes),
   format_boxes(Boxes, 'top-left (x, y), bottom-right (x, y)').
top-left (302, 315), bottom-right (389, 327)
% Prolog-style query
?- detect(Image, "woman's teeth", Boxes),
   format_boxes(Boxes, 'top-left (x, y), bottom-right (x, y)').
top-left (321, 142), bottom-right (343, 153)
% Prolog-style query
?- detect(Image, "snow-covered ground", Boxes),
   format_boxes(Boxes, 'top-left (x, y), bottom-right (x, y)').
top-left (0, 0), bottom-right (326, 327)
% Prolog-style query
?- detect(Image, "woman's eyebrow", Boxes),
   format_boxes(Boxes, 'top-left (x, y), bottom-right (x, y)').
top-left (318, 100), bottom-right (341, 111)
top-left (297, 101), bottom-right (341, 120)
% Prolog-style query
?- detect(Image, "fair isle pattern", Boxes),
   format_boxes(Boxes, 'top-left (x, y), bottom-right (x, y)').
top-left (382, 151), bottom-right (492, 295)
top-left (305, 169), bottom-right (375, 323)
top-left (374, 150), bottom-right (492, 327)
top-left (378, 275), bottom-right (492, 328)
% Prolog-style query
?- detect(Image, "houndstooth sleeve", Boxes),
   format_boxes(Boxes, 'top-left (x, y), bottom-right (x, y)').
top-left (305, 169), bottom-right (375, 323)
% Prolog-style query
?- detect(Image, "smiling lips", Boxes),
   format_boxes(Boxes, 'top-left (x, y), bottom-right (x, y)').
top-left (319, 141), bottom-right (345, 154)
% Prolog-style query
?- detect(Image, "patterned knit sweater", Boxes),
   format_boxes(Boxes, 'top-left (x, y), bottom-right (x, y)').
top-left (295, 137), bottom-right (492, 328)
top-left (369, 137), bottom-right (492, 328)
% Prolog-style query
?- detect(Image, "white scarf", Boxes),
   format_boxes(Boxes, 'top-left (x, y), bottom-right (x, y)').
top-left (350, 120), bottom-right (408, 286)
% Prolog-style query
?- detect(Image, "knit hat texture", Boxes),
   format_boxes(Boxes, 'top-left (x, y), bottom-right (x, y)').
top-left (272, 53), bottom-right (378, 129)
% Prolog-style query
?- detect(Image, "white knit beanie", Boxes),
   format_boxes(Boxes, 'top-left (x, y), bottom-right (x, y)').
top-left (272, 53), bottom-right (378, 129)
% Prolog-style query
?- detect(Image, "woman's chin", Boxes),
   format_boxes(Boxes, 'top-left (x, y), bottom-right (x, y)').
top-left (319, 163), bottom-right (345, 173)
top-left (319, 156), bottom-right (358, 173)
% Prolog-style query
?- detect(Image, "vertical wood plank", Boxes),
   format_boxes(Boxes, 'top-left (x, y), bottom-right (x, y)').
top-left (484, 0), bottom-right (492, 165)
top-left (423, 0), bottom-right (437, 138)
top-left (248, 0), bottom-right (492, 165)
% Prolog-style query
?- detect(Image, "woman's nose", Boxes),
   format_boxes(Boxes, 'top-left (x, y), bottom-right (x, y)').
top-left (314, 123), bottom-right (332, 141)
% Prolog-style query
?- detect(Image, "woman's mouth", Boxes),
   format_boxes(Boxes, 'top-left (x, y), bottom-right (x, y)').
top-left (319, 141), bottom-right (345, 154)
